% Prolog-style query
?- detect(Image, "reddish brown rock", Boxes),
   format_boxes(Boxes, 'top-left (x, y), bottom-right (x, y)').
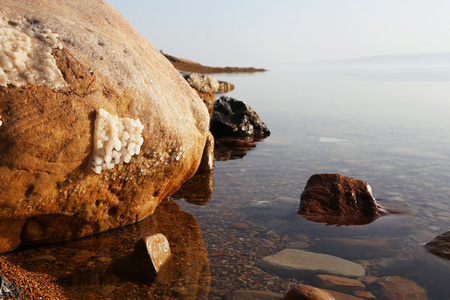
top-left (353, 291), bottom-right (376, 299)
top-left (313, 274), bottom-right (365, 294)
top-left (0, 0), bottom-right (209, 253)
top-left (285, 284), bottom-right (334, 300)
top-left (324, 290), bottom-right (364, 300)
top-left (369, 276), bottom-right (428, 300)
top-left (425, 231), bottom-right (450, 260)
top-left (299, 174), bottom-right (386, 225)
top-left (111, 233), bottom-right (172, 282)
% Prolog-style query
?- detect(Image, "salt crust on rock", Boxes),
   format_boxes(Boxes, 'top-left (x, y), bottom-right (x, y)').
top-left (0, 17), bottom-right (66, 88)
top-left (91, 108), bottom-right (144, 174)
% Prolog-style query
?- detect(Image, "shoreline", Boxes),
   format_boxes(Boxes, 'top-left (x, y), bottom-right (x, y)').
top-left (162, 52), bottom-right (267, 74)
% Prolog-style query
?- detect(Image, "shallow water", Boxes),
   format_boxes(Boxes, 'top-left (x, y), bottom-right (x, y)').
top-left (3, 68), bottom-right (450, 299)
top-left (176, 68), bottom-right (450, 299)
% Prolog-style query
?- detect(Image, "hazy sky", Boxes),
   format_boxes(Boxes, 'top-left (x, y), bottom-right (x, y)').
top-left (108, 0), bottom-right (450, 69)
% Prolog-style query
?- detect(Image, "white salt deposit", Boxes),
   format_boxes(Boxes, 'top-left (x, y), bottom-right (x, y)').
top-left (0, 18), bottom-right (67, 88)
top-left (91, 108), bottom-right (144, 174)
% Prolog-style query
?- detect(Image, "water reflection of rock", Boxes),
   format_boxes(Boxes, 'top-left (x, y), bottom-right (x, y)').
top-left (170, 171), bottom-right (214, 206)
top-left (214, 138), bottom-right (258, 161)
top-left (13, 200), bottom-right (211, 299)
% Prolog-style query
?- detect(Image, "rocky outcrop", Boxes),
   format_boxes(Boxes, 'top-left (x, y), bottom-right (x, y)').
top-left (0, 0), bottom-right (209, 253)
top-left (299, 174), bottom-right (386, 225)
top-left (210, 96), bottom-right (270, 138)
top-left (180, 71), bottom-right (234, 118)
top-left (163, 52), bottom-right (266, 74)
top-left (425, 231), bottom-right (450, 259)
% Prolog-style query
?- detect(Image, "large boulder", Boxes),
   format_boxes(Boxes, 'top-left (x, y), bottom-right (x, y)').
top-left (298, 174), bottom-right (386, 225)
top-left (0, 0), bottom-right (209, 252)
top-left (210, 96), bottom-right (270, 138)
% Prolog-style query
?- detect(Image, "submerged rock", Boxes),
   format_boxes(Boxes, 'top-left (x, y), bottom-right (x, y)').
top-left (299, 174), bottom-right (386, 225)
top-left (257, 249), bottom-right (365, 279)
top-left (369, 276), bottom-right (428, 300)
top-left (111, 233), bottom-right (172, 282)
top-left (425, 231), bottom-right (450, 260)
top-left (0, 0), bottom-right (209, 253)
top-left (210, 96), bottom-right (270, 138)
top-left (285, 284), bottom-right (334, 300)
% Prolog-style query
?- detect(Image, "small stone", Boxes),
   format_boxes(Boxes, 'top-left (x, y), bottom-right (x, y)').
top-left (110, 233), bottom-right (172, 282)
top-left (324, 289), bottom-right (364, 300)
top-left (285, 284), bottom-right (334, 300)
top-left (96, 256), bottom-right (112, 263)
top-left (353, 291), bottom-right (376, 299)
top-left (70, 250), bottom-right (96, 263)
top-left (30, 255), bottom-right (57, 261)
top-left (230, 223), bottom-right (250, 230)
top-left (313, 274), bottom-right (365, 294)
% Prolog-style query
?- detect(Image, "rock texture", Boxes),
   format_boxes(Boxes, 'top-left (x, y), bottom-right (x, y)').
top-left (257, 249), bottom-right (365, 279)
top-left (0, 0), bottom-right (209, 252)
top-left (210, 96), bottom-right (270, 138)
top-left (285, 284), bottom-right (334, 300)
top-left (425, 231), bottom-right (450, 259)
top-left (299, 174), bottom-right (385, 225)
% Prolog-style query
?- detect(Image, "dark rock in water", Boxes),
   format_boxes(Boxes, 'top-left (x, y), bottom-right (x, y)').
top-left (210, 96), bottom-right (270, 138)
top-left (369, 276), bottom-right (429, 300)
top-left (425, 231), bottom-right (450, 260)
top-left (285, 284), bottom-right (334, 300)
top-left (299, 174), bottom-right (386, 225)
top-left (0, 274), bottom-right (22, 299)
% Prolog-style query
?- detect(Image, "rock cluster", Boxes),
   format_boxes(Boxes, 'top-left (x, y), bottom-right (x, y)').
top-left (0, 0), bottom-right (209, 253)
top-left (299, 174), bottom-right (386, 225)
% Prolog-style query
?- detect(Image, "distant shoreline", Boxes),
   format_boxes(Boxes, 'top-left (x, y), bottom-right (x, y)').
top-left (162, 52), bottom-right (267, 74)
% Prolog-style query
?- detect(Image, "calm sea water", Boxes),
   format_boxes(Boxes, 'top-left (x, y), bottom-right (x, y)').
top-left (177, 68), bottom-right (450, 299)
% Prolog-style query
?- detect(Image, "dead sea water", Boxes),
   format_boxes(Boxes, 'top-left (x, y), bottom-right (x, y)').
top-left (3, 68), bottom-right (450, 299)
top-left (176, 68), bottom-right (450, 299)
